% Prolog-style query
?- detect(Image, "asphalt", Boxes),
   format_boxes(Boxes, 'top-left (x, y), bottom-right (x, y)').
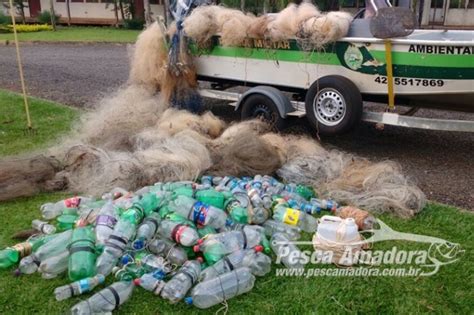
top-left (1, 43), bottom-right (473, 210)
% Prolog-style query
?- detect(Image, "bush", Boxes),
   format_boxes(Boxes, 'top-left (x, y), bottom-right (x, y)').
top-left (0, 11), bottom-right (12, 25)
top-left (5, 24), bottom-right (53, 32)
top-left (123, 18), bottom-right (145, 30)
top-left (37, 10), bottom-right (61, 25)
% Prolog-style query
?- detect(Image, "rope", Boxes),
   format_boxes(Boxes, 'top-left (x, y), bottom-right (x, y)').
top-left (8, 0), bottom-right (33, 130)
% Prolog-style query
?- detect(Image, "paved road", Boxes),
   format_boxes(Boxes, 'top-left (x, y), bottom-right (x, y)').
top-left (1, 43), bottom-right (473, 209)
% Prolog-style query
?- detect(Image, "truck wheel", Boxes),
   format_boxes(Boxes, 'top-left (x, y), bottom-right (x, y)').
top-left (241, 94), bottom-right (287, 131)
top-left (305, 76), bottom-right (362, 135)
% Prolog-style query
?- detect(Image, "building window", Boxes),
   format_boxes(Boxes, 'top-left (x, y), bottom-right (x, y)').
top-left (150, 0), bottom-right (163, 4)
top-left (56, 0), bottom-right (65, 2)
top-left (85, 0), bottom-right (100, 2)
top-left (431, 0), bottom-right (444, 8)
top-left (71, 0), bottom-right (84, 2)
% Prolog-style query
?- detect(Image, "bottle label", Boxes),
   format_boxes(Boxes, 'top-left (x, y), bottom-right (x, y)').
top-left (11, 242), bottom-right (32, 258)
top-left (78, 279), bottom-right (91, 294)
top-left (96, 215), bottom-right (117, 228)
top-left (64, 197), bottom-right (81, 208)
top-left (192, 202), bottom-right (208, 227)
top-left (283, 208), bottom-right (300, 226)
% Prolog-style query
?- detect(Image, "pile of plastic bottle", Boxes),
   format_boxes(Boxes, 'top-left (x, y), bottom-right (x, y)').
top-left (0, 175), bottom-right (351, 313)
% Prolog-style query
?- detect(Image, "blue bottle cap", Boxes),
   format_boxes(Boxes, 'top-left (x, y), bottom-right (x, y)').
top-left (184, 297), bottom-right (193, 305)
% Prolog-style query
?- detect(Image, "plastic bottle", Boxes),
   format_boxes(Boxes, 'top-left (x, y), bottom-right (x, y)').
top-left (148, 238), bottom-right (188, 266)
top-left (95, 201), bottom-right (118, 245)
top-left (132, 212), bottom-right (161, 250)
top-left (262, 219), bottom-right (302, 241)
top-left (134, 272), bottom-right (166, 295)
top-left (18, 230), bottom-right (72, 274)
top-left (195, 189), bottom-right (225, 209)
top-left (332, 207), bottom-right (375, 230)
top-left (75, 208), bottom-right (100, 227)
top-left (70, 281), bottom-right (134, 314)
top-left (68, 226), bottom-right (97, 281)
top-left (311, 197), bottom-right (338, 212)
top-left (197, 226), bottom-right (217, 238)
top-left (161, 259), bottom-right (201, 303)
top-left (271, 233), bottom-right (304, 269)
top-left (168, 195), bottom-right (227, 229)
top-left (200, 247), bottom-right (271, 281)
top-left (102, 187), bottom-right (129, 201)
top-left (0, 234), bottom-right (54, 269)
top-left (136, 253), bottom-right (171, 274)
top-left (272, 205), bottom-right (318, 233)
top-left (54, 274), bottom-right (106, 301)
top-left (194, 226), bottom-right (262, 265)
top-left (41, 196), bottom-right (94, 220)
top-left (316, 216), bottom-right (359, 243)
top-left (31, 220), bottom-right (56, 234)
top-left (56, 214), bottom-right (78, 231)
top-left (185, 267), bottom-right (255, 309)
top-left (95, 219), bottom-right (135, 276)
top-left (38, 251), bottom-right (69, 279)
top-left (158, 220), bottom-right (199, 247)
top-left (113, 263), bottom-right (147, 281)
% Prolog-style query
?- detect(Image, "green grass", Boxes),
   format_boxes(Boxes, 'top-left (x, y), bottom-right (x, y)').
top-left (0, 89), bottom-right (78, 157)
top-left (0, 199), bottom-right (472, 314)
top-left (0, 26), bottom-right (140, 43)
top-left (0, 90), bottom-right (472, 314)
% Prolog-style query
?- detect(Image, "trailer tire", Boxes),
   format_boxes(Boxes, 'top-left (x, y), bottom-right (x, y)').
top-left (305, 76), bottom-right (362, 135)
top-left (240, 94), bottom-right (287, 131)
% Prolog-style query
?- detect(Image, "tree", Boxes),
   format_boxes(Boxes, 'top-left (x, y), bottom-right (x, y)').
top-left (66, 0), bottom-right (71, 26)
top-left (49, 0), bottom-right (57, 30)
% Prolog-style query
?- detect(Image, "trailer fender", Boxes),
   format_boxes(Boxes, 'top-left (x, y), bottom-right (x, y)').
top-left (235, 86), bottom-right (294, 118)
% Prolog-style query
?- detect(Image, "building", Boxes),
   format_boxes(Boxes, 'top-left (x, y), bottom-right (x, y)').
top-left (2, 0), bottom-right (164, 24)
top-left (3, 0), bottom-right (473, 28)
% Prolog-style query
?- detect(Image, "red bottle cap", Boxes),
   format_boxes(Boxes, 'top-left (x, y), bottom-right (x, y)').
top-left (254, 245), bottom-right (264, 252)
top-left (196, 256), bottom-right (204, 263)
top-left (133, 279), bottom-right (141, 286)
top-left (193, 245), bottom-right (200, 252)
top-left (197, 239), bottom-right (203, 245)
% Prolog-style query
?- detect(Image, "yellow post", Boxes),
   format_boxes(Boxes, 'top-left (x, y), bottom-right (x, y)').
top-left (384, 40), bottom-right (395, 111)
top-left (9, 0), bottom-right (33, 130)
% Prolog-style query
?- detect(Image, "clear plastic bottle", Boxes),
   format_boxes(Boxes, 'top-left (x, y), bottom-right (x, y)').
top-left (54, 274), bottom-right (106, 301)
top-left (158, 220), bottom-right (199, 247)
top-left (132, 212), bottom-right (161, 250)
top-left (31, 219), bottom-right (56, 234)
top-left (148, 238), bottom-right (188, 266)
top-left (185, 267), bottom-right (255, 309)
top-left (38, 250), bottom-right (69, 279)
top-left (41, 196), bottom-right (94, 220)
top-left (194, 226), bottom-right (262, 265)
top-left (133, 272), bottom-right (166, 295)
top-left (70, 281), bottom-right (134, 314)
top-left (95, 219), bottom-right (136, 276)
top-left (95, 200), bottom-right (118, 245)
top-left (199, 247), bottom-right (271, 281)
top-left (262, 219), bottom-right (302, 241)
top-left (161, 259), bottom-right (201, 303)
top-left (168, 195), bottom-right (227, 229)
top-left (18, 230), bottom-right (72, 274)
top-left (271, 232), bottom-right (304, 269)
top-left (272, 205), bottom-right (318, 233)
top-left (101, 187), bottom-right (129, 201)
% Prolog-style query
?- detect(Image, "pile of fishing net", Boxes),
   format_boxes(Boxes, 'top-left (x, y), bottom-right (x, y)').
top-left (0, 20), bottom-right (425, 219)
top-left (183, 3), bottom-right (353, 49)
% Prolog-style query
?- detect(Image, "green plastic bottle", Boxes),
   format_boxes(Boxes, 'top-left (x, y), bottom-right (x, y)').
top-left (172, 187), bottom-right (194, 199)
top-left (260, 233), bottom-right (272, 255)
top-left (0, 235), bottom-right (54, 269)
top-left (224, 199), bottom-right (248, 224)
top-left (137, 193), bottom-right (159, 216)
top-left (195, 189), bottom-right (225, 209)
top-left (158, 204), bottom-right (172, 218)
top-left (296, 185), bottom-right (315, 200)
top-left (56, 214), bottom-right (78, 231)
top-left (197, 226), bottom-right (217, 238)
top-left (68, 226), bottom-right (97, 281)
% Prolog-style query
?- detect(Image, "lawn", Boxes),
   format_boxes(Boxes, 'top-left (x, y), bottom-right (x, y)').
top-left (0, 92), bottom-right (473, 314)
top-left (0, 26), bottom-right (140, 43)
top-left (0, 89), bottom-right (78, 156)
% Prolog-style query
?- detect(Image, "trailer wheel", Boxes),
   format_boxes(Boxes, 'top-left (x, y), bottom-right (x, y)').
top-left (241, 94), bottom-right (287, 131)
top-left (305, 76), bottom-right (362, 135)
